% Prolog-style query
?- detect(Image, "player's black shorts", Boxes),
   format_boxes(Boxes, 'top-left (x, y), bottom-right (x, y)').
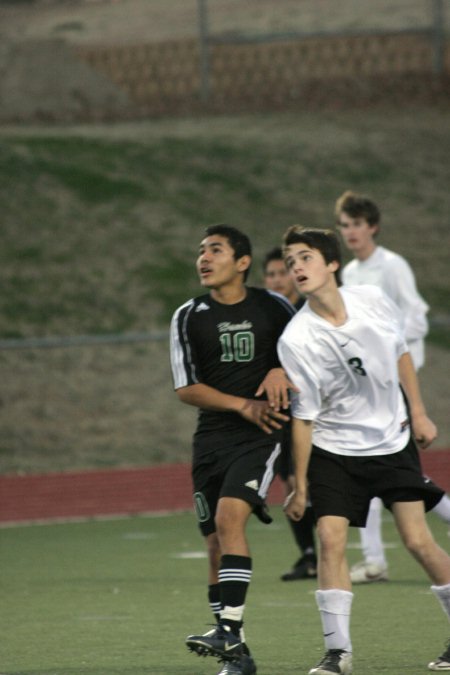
top-left (275, 421), bottom-right (294, 482)
top-left (192, 440), bottom-right (281, 537)
top-left (308, 436), bottom-right (444, 528)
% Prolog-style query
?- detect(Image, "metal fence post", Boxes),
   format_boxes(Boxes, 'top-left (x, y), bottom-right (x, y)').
top-left (197, 0), bottom-right (210, 102)
top-left (431, 0), bottom-right (444, 75)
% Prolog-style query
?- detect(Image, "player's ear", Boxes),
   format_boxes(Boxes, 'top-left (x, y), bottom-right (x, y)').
top-left (237, 255), bottom-right (251, 275)
top-left (328, 260), bottom-right (340, 274)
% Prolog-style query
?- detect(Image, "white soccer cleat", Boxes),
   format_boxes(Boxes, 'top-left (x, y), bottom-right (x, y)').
top-left (350, 560), bottom-right (389, 584)
top-left (428, 639), bottom-right (450, 670)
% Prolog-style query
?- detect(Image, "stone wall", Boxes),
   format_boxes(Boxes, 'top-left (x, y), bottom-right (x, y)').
top-left (76, 32), bottom-right (450, 119)
top-left (1, 31), bottom-right (449, 123)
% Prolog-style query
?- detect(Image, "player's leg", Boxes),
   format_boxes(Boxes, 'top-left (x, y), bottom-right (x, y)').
top-left (206, 531), bottom-right (222, 621)
top-left (187, 442), bottom-right (279, 668)
top-left (281, 475), bottom-right (317, 581)
top-left (392, 500), bottom-right (450, 671)
top-left (277, 433), bottom-right (317, 581)
top-left (309, 515), bottom-right (353, 675)
top-left (392, 500), bottom-right (450, 582)
top-left (187, 463), bottom-right (237, 661)
top-left (186, 498), bottom-right (254, 664)
top-left (188, 519), bottom-right (256, 673)
top-left (350, 497), bottom-right (389, 584)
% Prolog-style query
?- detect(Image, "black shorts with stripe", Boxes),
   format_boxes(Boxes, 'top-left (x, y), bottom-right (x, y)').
top-left (308, 436), bottom-right (444, 527)
top-left (192, 440), bottom-right (281, 537)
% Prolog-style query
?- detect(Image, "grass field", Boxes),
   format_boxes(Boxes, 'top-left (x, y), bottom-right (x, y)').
top-left (2, 506), bottom-right (449, 674)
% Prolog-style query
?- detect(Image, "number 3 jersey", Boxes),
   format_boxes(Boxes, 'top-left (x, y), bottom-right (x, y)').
top-left (277, 285), bottom-right (410, 457)
top-left (170, 287), bottom-right (295, 452)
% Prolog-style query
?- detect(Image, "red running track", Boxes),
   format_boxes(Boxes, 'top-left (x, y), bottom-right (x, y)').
top-left (0, 450), bottom-right (449, 525)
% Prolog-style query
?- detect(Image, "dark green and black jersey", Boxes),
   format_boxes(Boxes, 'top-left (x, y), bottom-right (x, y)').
top-left (170, 287), bottom-right (295, 453)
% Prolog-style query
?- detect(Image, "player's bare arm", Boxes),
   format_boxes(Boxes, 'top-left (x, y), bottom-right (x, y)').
top-left (398, 352), bottom-right (438, 448)
top-left (176, 382), bottom-right (289, 434)
top-left (283, 418), bottom-right (313, 521)
top-left (254, 367), bottom-right (299, 411)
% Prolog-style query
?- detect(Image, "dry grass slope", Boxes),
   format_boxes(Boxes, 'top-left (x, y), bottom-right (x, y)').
top-left (0, 0), bottom-right (448, 473)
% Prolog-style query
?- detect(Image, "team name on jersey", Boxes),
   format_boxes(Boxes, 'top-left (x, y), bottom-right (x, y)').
top-left (217, 321), bottom-right (253, 333)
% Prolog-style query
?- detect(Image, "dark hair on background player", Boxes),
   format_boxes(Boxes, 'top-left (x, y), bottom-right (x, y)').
top-left (335, 190), bottom-right (381, 229)
top-left (262, 246), bottom-right (284, 273)
top-left (205, 224), bottom-right (252, 281)
top-left (282, 225), bottom-right (342, 286)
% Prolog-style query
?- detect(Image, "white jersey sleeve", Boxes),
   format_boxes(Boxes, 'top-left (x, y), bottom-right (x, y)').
top-left (277, 334), bottom-right (321, 421)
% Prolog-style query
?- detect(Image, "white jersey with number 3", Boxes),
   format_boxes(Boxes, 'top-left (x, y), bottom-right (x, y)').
top-left (277, 285), bottom-right (410, 457)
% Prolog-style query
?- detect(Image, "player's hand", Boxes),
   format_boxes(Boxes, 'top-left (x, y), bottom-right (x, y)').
top-left (283, 489), bottom-right (306, 521)
top-left (238, 399), bottom-right (290, 434)
top-left (412, 412), bottom-right (437, 449)
top-left (254, 367), bottom-right (299, 411)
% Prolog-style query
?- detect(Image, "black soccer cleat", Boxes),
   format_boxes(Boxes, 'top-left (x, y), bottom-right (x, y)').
top-left (281, 554), bottom-right (317, 581)
top-left (217, 654), bottom-right (257, 674)
top-left (186, 623), bottom-right (243, 661)
top-left (308, 648), bottom-right (352, 674)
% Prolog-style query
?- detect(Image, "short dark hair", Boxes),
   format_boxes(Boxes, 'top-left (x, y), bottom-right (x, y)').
top-left (204, 224), bottom-right (252, 281)
top-left (335, 190), bottom-right (380, 226)
top-left (262, 246), bottom-right (283, 272)
top-left (282, 226), bottom-right (342, 286)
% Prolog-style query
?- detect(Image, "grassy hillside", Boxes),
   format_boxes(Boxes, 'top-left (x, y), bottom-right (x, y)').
top-left (1, 108), bottom-right (449, 474)
top-left (1, 108), bottom-right (449, 342)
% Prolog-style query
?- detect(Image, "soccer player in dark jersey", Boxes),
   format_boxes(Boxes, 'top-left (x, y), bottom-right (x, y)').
top-left (263, 247), bottom-right (318, 582)
top-left (170, 225), bottom-right (296, 675)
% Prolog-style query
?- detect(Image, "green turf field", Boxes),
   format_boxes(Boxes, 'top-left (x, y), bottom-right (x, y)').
top-left (1, 506), bottom-right (449, 674)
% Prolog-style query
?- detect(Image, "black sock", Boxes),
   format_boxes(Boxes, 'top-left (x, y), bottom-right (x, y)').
top-left (218, 554), bottom-right (252, 637)
top-left (288, 505), bottom-right (316, 560)
top-left (208, 583), bottom-right (221, 623)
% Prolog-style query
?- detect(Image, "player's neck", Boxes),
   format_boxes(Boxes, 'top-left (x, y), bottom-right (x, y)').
top-left (309, 286), bottom-right (347, 327)
top-left (287, 289), bottom-right (301, 305)
top-left (210, 282), bottom-right (247, 305)
top-left (355, 240), bottom-right (377, 262)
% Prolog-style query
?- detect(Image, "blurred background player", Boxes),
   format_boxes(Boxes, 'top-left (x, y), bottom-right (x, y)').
top-left (336, 190), bottom-right (450, 585)
top-left (263, 247), bottom-right (318, 581)
top-left (170, 225), bottom-right (296, 675)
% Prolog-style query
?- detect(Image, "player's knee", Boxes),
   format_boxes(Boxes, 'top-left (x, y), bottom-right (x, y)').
top-left (402, 528), bottom-right (433, 559)
top-left (317, 520), bottom-right (346, 555)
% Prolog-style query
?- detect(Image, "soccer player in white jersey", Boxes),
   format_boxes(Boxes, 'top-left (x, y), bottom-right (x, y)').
top-left (336, 190), bottom-right (450, 586)
top-left (277, 226), bottom-right (450, 674)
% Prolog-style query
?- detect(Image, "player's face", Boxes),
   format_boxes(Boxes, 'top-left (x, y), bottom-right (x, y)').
top-left (284, 243), bottom-right (337, 295)
top-left (337, 212), bottom-right (378, 255)
top-left (196, 235), bottom-right (249, 289)
top-left (264, 259), bottom-right (296, 299)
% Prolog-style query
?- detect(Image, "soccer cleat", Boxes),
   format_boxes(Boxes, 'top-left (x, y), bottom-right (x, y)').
top-left (186, 623), bottom-right (242, 661)
top-left (217, 654), bottom-right (257, 674)
top-left (428, 639), bottom-right (450, 670)
top-left (281, 555), bottom-right (317, 581)
top-left (349, 560), bottom-right (389, 584)
top-left (308, 649), bottom-right (352, 674)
